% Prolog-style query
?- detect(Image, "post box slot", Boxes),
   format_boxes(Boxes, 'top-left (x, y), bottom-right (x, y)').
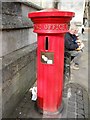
top-left (45, 37), bottom-right (49, 50)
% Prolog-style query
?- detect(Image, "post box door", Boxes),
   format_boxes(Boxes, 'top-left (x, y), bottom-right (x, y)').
top-left (37, 34), bottom-right (64, 112)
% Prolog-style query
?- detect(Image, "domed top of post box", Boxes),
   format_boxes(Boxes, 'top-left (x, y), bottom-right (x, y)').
top-left (28, 9), bottom-right (75, 34)
top-left (28, 8), bottom-right (75, 18)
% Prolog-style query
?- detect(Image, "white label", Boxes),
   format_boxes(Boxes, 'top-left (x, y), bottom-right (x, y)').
top-left (47, 60), bottom-right (53, 64)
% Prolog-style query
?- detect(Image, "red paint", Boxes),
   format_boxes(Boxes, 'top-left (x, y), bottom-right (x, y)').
top-left (28, 9), bottom-right (74, 113)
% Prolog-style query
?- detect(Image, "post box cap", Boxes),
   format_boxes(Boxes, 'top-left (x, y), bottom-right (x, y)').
top-left (28, 8), bottom-right (75, 18)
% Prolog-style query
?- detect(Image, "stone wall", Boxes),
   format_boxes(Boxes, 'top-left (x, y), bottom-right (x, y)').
top-left (2, 43), bottom-right (37, 117)
top-left (1, 1), bottom-right (42, 118)
top-left (1, 2), bottom-right (42, 56)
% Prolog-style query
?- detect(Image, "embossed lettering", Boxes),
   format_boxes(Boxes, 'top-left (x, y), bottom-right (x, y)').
top-left (44, 24), bottom-right (48, 30)
top-left (34, 24), bottom-right (67, 31)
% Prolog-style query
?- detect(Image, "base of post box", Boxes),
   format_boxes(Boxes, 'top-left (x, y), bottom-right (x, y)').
top-left (35, 100), bottom-right (64, 116)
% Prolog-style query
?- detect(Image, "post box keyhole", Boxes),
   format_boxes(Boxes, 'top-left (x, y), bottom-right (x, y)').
top-left (45, 37), bottom-right (49, 50)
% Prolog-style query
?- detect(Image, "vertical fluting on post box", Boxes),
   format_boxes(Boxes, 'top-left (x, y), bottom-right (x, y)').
top-left (28, 9), bottom-right (75, 114)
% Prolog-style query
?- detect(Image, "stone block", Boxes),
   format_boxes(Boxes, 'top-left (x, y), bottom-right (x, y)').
top-left (68, 101), bottom-right (75, 106)
top-left (2, 29), bottom-right (37, 56)
top-left (67, 111), bottom-right (76, 118)
top-left (2, 43), bottom-right (37, 82)
top-left (2, 2), bottom-right (21, 16)
top-left (67, 106), bottom-right (75, 112)
top-left (0, 31), bottom-right (2, 57)
top-left (77, 114), bottom-right (84, 118)
top-left (2, 2), bottom-right (43, 30)
top-left (77, 103), bottom-right (84, 109)
top-left (76, 108), bottom-right (84, 115)
top-left (2, 14), bottom-right (33, 29)
top-left (2, 43), bottom-right (37, 117)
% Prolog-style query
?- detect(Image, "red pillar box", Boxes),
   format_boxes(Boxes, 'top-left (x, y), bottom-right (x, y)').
top-left (28, 9), bottom-right (74, 114)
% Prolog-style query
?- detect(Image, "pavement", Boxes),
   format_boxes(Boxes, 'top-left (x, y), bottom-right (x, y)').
top-left (70, 27), bottom-right (88, 91)
top-left (9, 27), bottom-right (89, 119)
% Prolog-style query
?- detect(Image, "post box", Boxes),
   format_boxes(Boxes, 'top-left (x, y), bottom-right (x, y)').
top-left (28, 9), bottom-right (75, 114)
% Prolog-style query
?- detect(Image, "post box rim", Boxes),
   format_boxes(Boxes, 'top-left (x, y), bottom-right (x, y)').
top-left (28, 9), bottom-right (75, 18)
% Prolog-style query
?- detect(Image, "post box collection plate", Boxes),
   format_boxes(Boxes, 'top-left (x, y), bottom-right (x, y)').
top-left (41, 52), bottom-right (54, 64)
